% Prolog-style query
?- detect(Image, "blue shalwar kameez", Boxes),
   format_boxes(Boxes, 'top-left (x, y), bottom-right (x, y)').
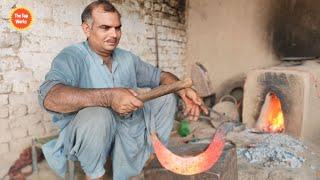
top-left (38, 41), bottom-right (177, 179)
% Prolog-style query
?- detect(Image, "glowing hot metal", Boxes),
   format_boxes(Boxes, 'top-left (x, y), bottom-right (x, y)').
top-left (150, 123), bottom-right (234, 175)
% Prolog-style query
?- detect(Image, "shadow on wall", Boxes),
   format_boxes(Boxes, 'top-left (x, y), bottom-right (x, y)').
top-left (270, 0), bottom-right (320, 58)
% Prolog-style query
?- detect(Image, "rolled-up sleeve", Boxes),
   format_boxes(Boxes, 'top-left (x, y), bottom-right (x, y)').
top-left (38, 52), bottom-right (78, 114)
top-left (133, 55), bottom-right (161, 88)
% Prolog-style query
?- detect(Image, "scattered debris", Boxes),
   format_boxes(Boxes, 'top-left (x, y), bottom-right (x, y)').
top-left (237, 129), bottom-right (307, 168)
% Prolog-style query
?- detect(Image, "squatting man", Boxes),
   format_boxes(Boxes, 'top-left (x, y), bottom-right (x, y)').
top-left (38, 0), bottom-right (208, 179)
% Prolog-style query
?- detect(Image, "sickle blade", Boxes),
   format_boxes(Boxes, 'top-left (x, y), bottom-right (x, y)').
top-left (151, 123), bottom-right (233, 175)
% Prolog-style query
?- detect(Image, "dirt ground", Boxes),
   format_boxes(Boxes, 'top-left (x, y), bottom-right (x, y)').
top-left (2, 119), bottom-right (320, 180)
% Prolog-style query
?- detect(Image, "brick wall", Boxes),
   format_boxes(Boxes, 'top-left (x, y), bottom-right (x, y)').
top-left (0, 0), bottom-right (187, 155)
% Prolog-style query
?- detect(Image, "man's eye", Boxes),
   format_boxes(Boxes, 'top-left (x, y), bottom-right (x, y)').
top-left (115, 27), bottom-right (121, 31)
top-left (100, 26), bottom-right (110, 30)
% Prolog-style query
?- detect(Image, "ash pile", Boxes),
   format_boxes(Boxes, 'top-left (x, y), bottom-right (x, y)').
top-left (236, 129), bottom-right (306, 168)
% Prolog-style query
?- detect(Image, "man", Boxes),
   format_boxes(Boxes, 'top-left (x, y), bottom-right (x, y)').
top-left (38, 0), bottom-right (207, 179)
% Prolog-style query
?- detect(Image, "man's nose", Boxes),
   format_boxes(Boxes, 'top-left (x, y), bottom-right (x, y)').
top-left (110, 28), bottom-right (117, 37)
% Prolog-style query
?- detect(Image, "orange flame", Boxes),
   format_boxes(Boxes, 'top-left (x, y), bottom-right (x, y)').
top-left (257, 92), bottom-right (285, 133)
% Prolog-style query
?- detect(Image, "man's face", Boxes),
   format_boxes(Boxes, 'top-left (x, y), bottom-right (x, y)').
top-left (83, 7), bottom-right (122, 53)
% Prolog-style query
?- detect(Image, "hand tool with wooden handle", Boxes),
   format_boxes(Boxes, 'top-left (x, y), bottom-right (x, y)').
top-left (136, 78), bottom-right (193, 102)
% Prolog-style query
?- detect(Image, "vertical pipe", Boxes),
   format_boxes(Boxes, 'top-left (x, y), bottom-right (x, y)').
top-left (154, 24), bottom-right (159, 68)
top-left (31, 139), bottom-right (38, 173)
top-left (152, 0), bottom-right (160, 68)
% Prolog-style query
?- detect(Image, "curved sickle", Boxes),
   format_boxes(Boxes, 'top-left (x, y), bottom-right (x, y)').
top-left (151, 123), bottom-right (234, 175)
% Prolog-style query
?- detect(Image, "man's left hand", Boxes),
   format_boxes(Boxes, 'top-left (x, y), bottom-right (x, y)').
top-left (177, 88), bottom-right (209, 121)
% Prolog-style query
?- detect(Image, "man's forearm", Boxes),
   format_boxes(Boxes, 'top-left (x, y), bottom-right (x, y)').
top-left (43, 84), bottom-right (112, 113)
top-left (159, 71), bottom-right (179, 85)
top-left (160, 71), bottom-right (187, 97)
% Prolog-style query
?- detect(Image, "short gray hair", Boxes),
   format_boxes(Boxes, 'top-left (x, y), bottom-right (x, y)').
top-left (81, 0), bottom-right (121, 24)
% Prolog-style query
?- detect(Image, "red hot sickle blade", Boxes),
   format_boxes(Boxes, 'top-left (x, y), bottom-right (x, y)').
top-left (150, 122), bottom-right (234, 175)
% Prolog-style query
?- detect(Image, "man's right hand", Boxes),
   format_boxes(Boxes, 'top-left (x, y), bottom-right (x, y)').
top-left (43, 84), bottom-right (144, 114)
top-left (108, 88), bottom-right (143, 116)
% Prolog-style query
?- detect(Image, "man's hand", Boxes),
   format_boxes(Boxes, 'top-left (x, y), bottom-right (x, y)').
top-left (177, 88), bottom-right (208, 121)
top-left (109, 88), bottom-right (143, 116)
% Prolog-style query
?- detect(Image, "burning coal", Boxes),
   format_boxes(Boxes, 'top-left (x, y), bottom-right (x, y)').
top-left (256, 92), bottom-right (285, 133)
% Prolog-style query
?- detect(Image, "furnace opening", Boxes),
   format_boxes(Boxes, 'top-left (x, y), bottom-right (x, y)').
top-left (256, 92), bottom-right (285, 133)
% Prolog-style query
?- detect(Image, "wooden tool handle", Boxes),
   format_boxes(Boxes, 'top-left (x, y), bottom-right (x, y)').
top-left (137, 78), bottom-right (193, 102)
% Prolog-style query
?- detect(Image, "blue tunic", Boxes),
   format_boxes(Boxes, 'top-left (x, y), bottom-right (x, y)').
top-left (38, 41), bottom-right (175, 179)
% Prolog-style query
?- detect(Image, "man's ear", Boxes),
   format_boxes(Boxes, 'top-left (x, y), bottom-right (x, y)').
top-left (82, 22), bottom-right (91, 38)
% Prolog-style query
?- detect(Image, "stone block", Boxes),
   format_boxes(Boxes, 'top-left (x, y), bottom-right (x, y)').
top-left (9, 93), bottom-right (38, 106)
top-left (169, 0), bottom-right (179, 7)
top-left (33, 69), bottom-right (49, 82)
top-left (11, 127), bottom-right (28, 139)
top-left (29, 20), bottom-right (82, 40)
top-left (30, 1), bottom-right (53, 20)
top-left (28, 103), bottom-right (41, 114)
top-left (161, 19), bottom-right (172, 28)
top-left (19, 35), bottom-right (72, 54)
top-left (0, 1), bottom-right (14, 18)
top-left (26, 113), bottom-right (44, 125)
top-left (0, 106), bottom-right (9, 118)
top-left (0, 56), bottom-right (22, 72)
top-left (9, 137), bottom-right (32, 152)
top-left (177, 23), bottom-right (186, 30)
top-left (27, 123), bottom-right (46, 136)
top-left (10, 113), bottom-right (42, 128)
top-left (158, 32), bottom-right (167, 40)
top-left (0, 143), bottom-right (10, 154)
top-left (162, 4), bottom-right (171, 13)
top-left (9, 104), bottom-right (28, 117)
top-left (0, 83), bottom-right (12, 94)
top-left (144, 15), bottom-right (153, 24)
top-left (52, 2), bottom-right (82, 26)
top-left (27, 19), bottom-right (57, 37)
top-left (0, 95), bottom-right (8, 105)
top-left (43, 121), bottom-right (59, 134)
top-left (154, 3), bottom-right (162, 11)
top-left (0, 118), bottom-right (10, 131)
top-left (12, 82), bottom-right (29, 93)
top-left (0, 129), bottom-right (12, 143)
top-left (145, 1), bottom-right (152, 9)
top-left (28, 81), bottom-right (40, 92)
top-left (42, 112), bottom-right (52, 122)
top-left (18, 51), bottom-right (54, 71)
top-left (3, 70), bottom-right (34, 83)
top-left (146, 28), bottom-right (155, 39)
top-left (0, 32), bottom-right (21, 49)
top-left (0, 47), bottom-right (15, 58)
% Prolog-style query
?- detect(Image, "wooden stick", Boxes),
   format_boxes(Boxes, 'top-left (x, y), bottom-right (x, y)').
top-left (137, 78), bottom-right (193, 102)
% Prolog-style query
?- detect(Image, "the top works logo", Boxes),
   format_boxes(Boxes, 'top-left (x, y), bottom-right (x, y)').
top-left (9, 5), bottom-right (33, 31)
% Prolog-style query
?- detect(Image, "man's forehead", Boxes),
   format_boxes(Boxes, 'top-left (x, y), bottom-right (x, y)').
top-left (93, 5), bottom-right (109, 14)
top-left (91, 6), bottom-right (121, 25)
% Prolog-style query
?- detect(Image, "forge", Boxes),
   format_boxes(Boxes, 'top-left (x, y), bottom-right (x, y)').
top-left (243, 60), bottom-right (320, 144)
top-left (255, 92), bottom-right (285, 133)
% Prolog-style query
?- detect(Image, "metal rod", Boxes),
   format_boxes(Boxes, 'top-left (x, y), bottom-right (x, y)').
top-left (154, 24), bottom-right (159, 68)
top-left (31, 139), bottom-right (38, 173)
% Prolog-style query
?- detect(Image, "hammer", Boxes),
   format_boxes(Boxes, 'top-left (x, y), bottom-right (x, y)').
top-left (136, 78), bottom-right (193, 102)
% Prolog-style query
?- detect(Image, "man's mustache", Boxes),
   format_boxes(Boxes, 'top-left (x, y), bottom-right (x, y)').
top-left (106, 39), bottom-right (117, 43)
